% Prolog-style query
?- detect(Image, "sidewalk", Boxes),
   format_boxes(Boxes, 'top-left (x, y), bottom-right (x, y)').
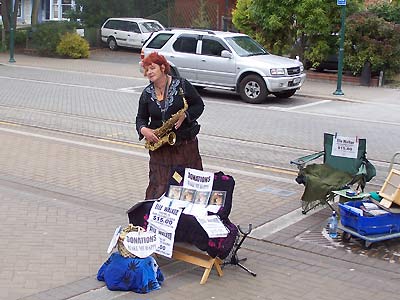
top-left (2, 126), bottom-right (400, 300)
top-left (1, 51), bottom-right (399, 104)
top-left (298, 78), bottom-right (400, 105)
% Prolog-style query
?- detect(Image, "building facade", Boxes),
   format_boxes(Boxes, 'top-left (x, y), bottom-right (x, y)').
top-left (1, 0), bottom-right (76, 25)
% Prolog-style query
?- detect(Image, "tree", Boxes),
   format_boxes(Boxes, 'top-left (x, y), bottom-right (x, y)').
top-left (0, 0), bottom-right (20, 31)
top-left (193, 0), bottom-right (211, 29)
top-left (344, 11), bottom-right (400, 79)
top-left (368, 1), bottom-right (400, 24)
top-left (232, 0), bottom-right (362, 67)
top-left (71, 0), bottom-right (168, 28)
top-left (31, 0), bottom-right (40, 26)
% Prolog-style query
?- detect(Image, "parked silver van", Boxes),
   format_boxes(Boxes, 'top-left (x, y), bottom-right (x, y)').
top-left (101, 18), bottom-right (164, 51)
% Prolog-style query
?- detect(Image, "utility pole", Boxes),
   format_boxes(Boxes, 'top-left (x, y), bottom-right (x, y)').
top-left (223, 0), bottom-right (229, 31)
top-left (9, 0), bottom-right (16, 63)
top-left (333, 0), bottom-right (346, 95)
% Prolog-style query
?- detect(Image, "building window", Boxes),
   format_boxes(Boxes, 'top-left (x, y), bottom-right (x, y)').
top-left (51, 0), bottom-right (75, 20)
top-left (17, 1), bottom-right (22, 18)
top-left (61, 0), bottom-right (72, 19)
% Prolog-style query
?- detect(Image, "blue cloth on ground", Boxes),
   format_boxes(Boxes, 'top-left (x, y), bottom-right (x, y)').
top-left (97, 253), bottom-right (164, 294)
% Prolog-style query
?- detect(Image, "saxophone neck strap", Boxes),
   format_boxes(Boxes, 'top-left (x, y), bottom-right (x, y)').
top-left (160, 76), bottom-right (169, 121)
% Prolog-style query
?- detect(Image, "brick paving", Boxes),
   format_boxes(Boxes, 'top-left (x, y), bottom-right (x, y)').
top-left (2, 124), bottom-right (400, 300)
top-left (1, 51), bottom-right (400, 300)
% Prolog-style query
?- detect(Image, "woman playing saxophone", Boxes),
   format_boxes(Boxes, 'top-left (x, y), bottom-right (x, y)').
top-left (136, 52), bottom-right (205, 200)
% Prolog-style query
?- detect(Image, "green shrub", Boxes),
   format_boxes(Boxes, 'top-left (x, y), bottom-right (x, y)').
top-left (82, 27), bottom-right (101, 47)
top-left (15, 29), bottom-right (28, 47)
top-left (56, 32), bottom-right (90, 58)
top-left (344, 12), bottom-right (400, 79)
top-left (29, 21), bottom-right (81, 56)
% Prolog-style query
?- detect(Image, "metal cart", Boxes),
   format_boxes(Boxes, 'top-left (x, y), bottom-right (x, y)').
top-left (338, 221), bottom-right (400, 248)
top-left (339, 151), bottom-right (400, 248)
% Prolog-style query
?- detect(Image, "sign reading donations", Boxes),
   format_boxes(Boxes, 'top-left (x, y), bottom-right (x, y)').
top-left (183, 168), bottom-right (214, 191)
top-left (122, 226), bottom-right (158, 258)
top-left (331, 135), bottom-right (359, 158)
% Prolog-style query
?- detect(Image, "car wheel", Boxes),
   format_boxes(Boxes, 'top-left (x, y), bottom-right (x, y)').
top-left (107, 37), bottom-right (118, 51)
top-left (272, 89), bottom-right (296, 98)
top-left (239, 75), bottom-right (267, 104)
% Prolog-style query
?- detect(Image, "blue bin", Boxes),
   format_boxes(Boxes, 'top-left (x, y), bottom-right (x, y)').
top-left (339, 201), bottom-right (400, 235)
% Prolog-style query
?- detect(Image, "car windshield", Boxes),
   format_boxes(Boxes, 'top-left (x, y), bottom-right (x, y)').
top-left (140, 22), bottom-right (163, 33)
top-left (225, 36), bottom-right (269, 57)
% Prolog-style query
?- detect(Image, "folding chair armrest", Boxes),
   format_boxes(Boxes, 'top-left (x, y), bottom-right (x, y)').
top-left (356, 162), bottom-right (367, 176)
top-left (290, 151), bottom-right (324, 168)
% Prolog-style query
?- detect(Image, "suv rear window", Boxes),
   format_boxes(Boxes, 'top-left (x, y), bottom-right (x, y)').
top-left (147, 33), bottom-right (174, 49)
top-left (173, 36), bottom-right (197, 54)
top-left (140, 22), bottom-right (163, 33)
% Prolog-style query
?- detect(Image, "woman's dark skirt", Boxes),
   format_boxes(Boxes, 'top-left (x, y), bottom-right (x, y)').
top-left (145, 138), bottom-right (203, 199)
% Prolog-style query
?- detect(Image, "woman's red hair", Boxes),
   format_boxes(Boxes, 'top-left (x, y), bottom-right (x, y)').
top-left (142, 52), bottom-right (170, 74)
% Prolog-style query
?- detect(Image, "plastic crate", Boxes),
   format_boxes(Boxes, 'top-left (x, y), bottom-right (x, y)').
top-left (339, 200), bottom-right (400, 235)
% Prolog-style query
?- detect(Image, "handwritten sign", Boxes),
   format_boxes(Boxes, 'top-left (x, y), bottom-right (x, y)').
top-left (148, 223), bottom-right (175, 258)
top-left (148, 201), bottom-right (182, 231)
top-left (195, 215), bottom-right (229, 238)
top-left (122, 226), bottom-right (158, 258)
top-left (183, 168), bottom-right (214, 191)
top-left (331, 135), bottom-right (359, 158)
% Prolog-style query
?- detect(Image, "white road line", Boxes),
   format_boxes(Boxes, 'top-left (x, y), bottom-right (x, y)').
top-left (280, 100), bottom-right (332, 111)
top-left (0, 126), bottom-right (295, 183)
top-left (117, 85), bottom-right (147, 91)
top-left (250, 206), bottom-right (322, 239)
top-left (1, 63), bottom-right (147, 80)
top-left (0, 75), bottom-right (142, 94)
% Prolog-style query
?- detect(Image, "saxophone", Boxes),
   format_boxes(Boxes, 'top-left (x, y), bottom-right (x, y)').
top-left (145, 89), bottom-right (188, 151)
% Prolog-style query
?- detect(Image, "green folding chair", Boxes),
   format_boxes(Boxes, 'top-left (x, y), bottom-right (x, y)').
top-left (291, 133), bottom-right (376, 214)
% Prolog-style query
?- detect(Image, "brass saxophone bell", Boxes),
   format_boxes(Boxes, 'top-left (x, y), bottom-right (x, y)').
top-left (167, 132), bottom-right (176, 145)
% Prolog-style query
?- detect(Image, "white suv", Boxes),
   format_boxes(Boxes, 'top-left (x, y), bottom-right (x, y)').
top-left (140, 28), bottom-right (306, 104)
top-left (101, 18), bottom-right (164, 51)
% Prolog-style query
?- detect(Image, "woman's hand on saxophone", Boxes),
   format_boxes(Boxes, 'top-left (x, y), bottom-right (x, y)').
top-left (141, 127), bottom-right (159, 143)
top-left (174, 113), bottom-right (186, 129)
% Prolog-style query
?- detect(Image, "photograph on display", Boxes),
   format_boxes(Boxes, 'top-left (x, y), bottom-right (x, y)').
top-left (167, 185), bottom-right (182, 200)
top-left (209, 191), bottom-right (226, 206)
top-left (193, 191), bottom-right (211, 206)
top-left (180, 188), bottom-right (197, 203)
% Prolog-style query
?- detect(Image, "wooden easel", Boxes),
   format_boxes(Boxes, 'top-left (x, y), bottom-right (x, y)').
top-left (172, 244), bottom-right (223, 284)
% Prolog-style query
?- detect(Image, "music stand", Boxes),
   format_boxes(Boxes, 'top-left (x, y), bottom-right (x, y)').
top-left (223, 224), bottom-right (256, 277)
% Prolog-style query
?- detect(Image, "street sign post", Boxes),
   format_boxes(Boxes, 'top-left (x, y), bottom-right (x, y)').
top-left (9, 0), bottom-right (16, 63)
top-left (333, 1), bottom-right (346, 95)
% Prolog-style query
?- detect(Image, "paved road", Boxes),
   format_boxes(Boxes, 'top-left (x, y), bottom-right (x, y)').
top-left (1, 50), bottom-right (400, 300)
top-left (1, 56), bottom-right (399, 184)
